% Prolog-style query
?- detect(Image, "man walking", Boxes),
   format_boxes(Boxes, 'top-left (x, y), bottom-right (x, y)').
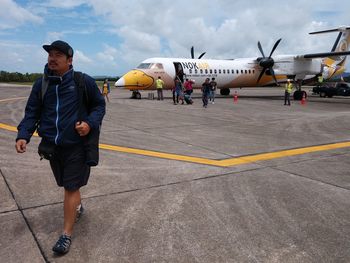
top-left (15, 40), bottom-right (106, 255)
top-left (156, 76), bottom-right (164, 100)
top-left (202, 78), bottom-right (211, 108)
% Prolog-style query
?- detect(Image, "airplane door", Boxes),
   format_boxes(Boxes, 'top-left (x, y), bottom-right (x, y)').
top-left (173, 62), bottom-right (185, 82)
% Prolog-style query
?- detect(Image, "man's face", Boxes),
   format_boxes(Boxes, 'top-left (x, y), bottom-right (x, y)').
top-left (47, 49), bottom-right (72, 76)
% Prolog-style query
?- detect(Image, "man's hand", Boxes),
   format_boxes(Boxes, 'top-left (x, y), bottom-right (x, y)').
top-left (16, 139), bottom-right (27, 153)
top-left (75, 121), bottom-right (91, 136)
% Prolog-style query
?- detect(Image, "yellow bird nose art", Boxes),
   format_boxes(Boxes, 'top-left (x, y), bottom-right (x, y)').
top-left (121, 70), bottom-right (154, 90)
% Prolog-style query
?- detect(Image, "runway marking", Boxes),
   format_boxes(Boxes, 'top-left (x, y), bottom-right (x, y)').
top-left (2, 122), bottom-right (350, 167)
top-left (0, 97), bottom-right (27, 102)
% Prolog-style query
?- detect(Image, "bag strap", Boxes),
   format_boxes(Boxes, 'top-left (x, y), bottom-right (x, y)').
top-left (40, 77), bottom-right (49, 103)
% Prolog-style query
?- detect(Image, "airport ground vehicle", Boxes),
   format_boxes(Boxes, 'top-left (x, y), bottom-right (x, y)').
top-left (312, 82), bottom-right (350, 97)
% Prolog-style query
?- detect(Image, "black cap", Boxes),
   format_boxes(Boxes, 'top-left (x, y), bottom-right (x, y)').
top-left (43, 40), bottom-right (74, 57)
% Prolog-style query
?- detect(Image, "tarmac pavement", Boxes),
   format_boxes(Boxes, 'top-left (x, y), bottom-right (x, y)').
top-left (1, 84), bottom-right (350, 262)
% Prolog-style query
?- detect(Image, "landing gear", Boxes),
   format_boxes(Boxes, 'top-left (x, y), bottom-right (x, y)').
top-left (131, 91), bottom-right (141, 99)
top-left (293, 90), bottom-right (307, 100)
top-left (220, 88), bottom-right (230, 96)
top-left (292, 79), bottom-right (307, 101)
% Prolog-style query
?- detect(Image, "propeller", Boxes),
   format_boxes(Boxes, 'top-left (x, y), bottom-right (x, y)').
top-left (256, 38), bottom-right (281, 85)
top-left (191, 46), bottom-right (206, 59)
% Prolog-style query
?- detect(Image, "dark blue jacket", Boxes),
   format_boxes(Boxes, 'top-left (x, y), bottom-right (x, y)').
top-left (17, 64), bottom-right (106, 146)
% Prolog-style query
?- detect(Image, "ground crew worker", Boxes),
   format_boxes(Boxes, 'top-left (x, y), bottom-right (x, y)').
top-left (284, 79), bottom-right (293, 105)
top-left (156, 76), bottom-right (164, 100)
top-left (318, 74), bottom-right (324, 88)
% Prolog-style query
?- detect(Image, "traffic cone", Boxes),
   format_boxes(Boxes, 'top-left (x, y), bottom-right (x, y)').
top-left (233, 92), bottom-right (238, 103)
top-left (301, 93), bottom-right (306, 105)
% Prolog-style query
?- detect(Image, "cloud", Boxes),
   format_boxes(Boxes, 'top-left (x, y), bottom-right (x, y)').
top-left (2, 0), bottom-right (350, 76)
top-left (0, 0), bottom-right (43, 30)
top-left (0, 41), bottom-right (45, 73)
top-left (45, 0), bottom-right (86, 9)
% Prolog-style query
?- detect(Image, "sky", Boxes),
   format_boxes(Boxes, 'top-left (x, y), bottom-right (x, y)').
top-left (0, 0), bottom-right (350, 77)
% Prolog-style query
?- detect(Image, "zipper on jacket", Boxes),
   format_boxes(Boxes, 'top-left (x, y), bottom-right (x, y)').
top-left (54, 84), bottom-right (60, 144)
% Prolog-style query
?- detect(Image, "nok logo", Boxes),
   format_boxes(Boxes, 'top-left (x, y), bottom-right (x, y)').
top-left (181, 62), bottom-right (210, 70)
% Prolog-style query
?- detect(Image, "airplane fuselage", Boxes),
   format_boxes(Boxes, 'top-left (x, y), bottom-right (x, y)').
top-left (115, 56), bottom-right (323, 91)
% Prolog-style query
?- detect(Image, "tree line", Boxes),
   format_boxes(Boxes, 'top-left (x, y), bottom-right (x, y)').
top-left (0, 71), bottom-right (119, 83)
top-left (0, 71), bottom-right (42, 82)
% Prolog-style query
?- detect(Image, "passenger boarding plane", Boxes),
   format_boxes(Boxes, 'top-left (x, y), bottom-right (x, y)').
top-left (115, 26), bottom-right (350, 100)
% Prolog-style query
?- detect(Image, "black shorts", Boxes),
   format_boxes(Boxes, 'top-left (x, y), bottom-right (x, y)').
top-left (49, 143), bottom-right (91, 191)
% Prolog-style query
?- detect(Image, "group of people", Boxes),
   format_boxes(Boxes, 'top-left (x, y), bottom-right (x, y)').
top-left (156, 75), bottom-right (218, 108)
top-left (201, 77), bottom-right (217, 108)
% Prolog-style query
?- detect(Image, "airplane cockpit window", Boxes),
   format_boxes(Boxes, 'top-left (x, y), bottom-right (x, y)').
top-left (150, 63), bottom-right (164, 69)
top-left (137, 63), bottom-right (151, 69)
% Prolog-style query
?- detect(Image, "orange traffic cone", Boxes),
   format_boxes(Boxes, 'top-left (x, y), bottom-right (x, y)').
top-left (301, 93), bottom-right (306, 105)
top-left (233, 92), bottom-right (238, 103)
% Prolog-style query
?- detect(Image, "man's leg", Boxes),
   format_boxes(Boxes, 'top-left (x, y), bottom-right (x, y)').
top-left (63, 189), bottom-right (81, 236)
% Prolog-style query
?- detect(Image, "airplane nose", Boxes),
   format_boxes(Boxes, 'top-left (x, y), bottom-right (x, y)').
top-left (115, 77), bottom-right (125, 88)
top-left (114, 70), bottom-right (154, 90)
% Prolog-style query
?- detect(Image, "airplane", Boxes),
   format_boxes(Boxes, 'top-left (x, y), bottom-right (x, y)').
top-left (115, 26), bottom-right (350, 100)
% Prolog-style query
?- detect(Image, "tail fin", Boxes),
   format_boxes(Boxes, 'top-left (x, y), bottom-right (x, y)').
top-left (310, 26), bottom-right (350, 79)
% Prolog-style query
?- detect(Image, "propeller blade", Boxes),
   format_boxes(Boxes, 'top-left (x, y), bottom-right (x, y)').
top-left (191, 46), bottom-right (194, 59)
top-left (257, 68), bottom-right (266, 83)
top-left (198, 52), bottom-right (206, 59)
top-left (268, 38), bottom-right (282, 58)
top-left (257, 41), bottom-right (265, 58)
top-left (269, 67), bottom-right (278, 85)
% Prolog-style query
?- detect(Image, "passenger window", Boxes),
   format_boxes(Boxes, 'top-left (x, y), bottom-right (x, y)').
top-left (223, 69), bottom-right (226, 74)
top-left (210, 69), bottom-right (213, 74)
top-left (219, 70), bottom-right (221, 74)
top-left (214, 69), bottom-right (217, 74)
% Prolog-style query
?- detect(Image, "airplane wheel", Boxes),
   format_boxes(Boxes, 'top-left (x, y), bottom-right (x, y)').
top-left (293, 90), bottom-right (302, 100)
top-left (220, 88), bottom-right (230, 96)
top-left (135, 92), bottom-right (141, 100)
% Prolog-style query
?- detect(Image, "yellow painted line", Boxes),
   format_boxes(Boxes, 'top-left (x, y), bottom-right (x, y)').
top-left (0, 97), bottom-right (27, 102)
top-left (217, 142), bottom-right (350, 167)
top-left (1, 122), bottom-right (350, 167)
top-left (0, 123), bottom-right (38, 136)
top-left (99, 143), bottom-right (221, 166)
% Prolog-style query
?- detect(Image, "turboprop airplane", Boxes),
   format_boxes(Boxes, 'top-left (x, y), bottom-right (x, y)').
top-left (115, 26), bottom-right (350, 100)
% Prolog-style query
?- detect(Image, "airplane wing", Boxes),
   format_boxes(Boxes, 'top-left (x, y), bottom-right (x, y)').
top-left (295, 51), bottom-right (350, 59)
